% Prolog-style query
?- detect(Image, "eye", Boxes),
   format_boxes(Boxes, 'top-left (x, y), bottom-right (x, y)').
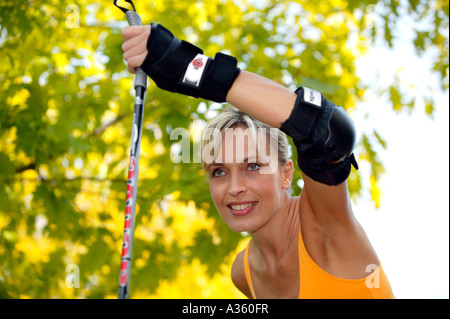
top-left (212, 168), bottom-right (226, 177)
top-left (248, 163), bottom-right (261, 171)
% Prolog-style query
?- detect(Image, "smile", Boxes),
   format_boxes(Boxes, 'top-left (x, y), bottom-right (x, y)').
top-left (230, 202), bottom-right (257, 211)
top-left (227, 201), bottom-right (258, 217)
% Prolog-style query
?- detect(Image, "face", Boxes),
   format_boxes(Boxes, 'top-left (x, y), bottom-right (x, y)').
top-left (207, 127), bottom-right (293, 233)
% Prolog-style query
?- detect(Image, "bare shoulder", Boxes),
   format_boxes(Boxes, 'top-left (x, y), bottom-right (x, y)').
top-left (231, 249), bottom-right (252, 299)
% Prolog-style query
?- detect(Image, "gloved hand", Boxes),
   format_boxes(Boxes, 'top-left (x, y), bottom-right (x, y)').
top-left (122, 23), bottom-right (241, 103)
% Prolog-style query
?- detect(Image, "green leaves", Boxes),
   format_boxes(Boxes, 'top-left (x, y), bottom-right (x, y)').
top-left (0, 153), bottom-right (15, 177)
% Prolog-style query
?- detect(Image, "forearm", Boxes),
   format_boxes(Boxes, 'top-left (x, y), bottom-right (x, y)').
top-left (226, 71), bottom-right (297, 129)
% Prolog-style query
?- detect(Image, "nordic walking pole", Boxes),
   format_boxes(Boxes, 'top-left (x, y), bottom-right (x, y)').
top-left (113, 0), bottom-right (148, 299)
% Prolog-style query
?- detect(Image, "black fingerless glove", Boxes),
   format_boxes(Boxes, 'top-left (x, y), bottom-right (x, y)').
top-left (140, 23), bottom-right (241, 103)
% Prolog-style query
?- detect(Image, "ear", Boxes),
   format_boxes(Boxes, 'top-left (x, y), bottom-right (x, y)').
top-left (281, 160), bottom-right (294, 190)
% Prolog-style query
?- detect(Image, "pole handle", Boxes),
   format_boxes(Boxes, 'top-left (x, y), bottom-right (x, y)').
top-left (125, 11), bottom-right (148, 90)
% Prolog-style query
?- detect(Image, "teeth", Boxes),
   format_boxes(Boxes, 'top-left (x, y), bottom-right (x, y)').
top-left (230, 203), bottom-right (256, 211)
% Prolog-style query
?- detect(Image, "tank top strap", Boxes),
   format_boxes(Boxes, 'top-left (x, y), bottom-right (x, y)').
top-left (243, 241), bottom-right (256, 299)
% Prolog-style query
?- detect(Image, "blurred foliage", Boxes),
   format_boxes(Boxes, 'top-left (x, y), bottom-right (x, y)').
top-left (0, 0), bottom-right (448, 298)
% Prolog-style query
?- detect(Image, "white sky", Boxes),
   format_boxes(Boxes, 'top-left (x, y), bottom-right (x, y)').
top-left (352, 29), bottom-right (449, 298)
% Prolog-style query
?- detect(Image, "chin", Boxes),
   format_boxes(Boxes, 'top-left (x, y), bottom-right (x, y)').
top-left (216, 207), bottom-right (259, 233)
top-left (226, 220), bottom-right (257, 233)
top-left (228, 224), bottom-right (247, 233)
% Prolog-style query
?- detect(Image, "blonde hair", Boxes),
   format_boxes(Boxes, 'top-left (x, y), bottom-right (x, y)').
top-left (201, 106), bottom-right (290, 171)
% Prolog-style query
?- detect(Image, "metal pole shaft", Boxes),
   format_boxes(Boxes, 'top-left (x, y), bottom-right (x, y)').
top-left (118, 9), bottom-right (148, 299)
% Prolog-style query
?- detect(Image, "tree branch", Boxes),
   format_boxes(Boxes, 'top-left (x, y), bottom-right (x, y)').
top-left (92, 112), bottom-right (129, 136)
top-left (15, 163), bottom-right (36, 174)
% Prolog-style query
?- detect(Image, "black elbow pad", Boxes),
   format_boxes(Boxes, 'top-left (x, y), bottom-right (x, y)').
top-left (280, 87), bottom-right (359, 186)
top-left (324, 104), bottom-right (357, 163)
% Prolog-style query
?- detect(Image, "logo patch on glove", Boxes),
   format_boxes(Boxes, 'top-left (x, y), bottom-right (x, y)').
top-left (182, 54), bottom-right (209, 88)
top-left (303, 87), bottom-right (322, 108)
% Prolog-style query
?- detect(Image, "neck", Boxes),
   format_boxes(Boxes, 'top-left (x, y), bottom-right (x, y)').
top-left (249, 194), bottom-right (300, 264)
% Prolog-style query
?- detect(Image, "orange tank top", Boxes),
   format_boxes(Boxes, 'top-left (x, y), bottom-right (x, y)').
top-left (243, 226), bottom-right (395, 299)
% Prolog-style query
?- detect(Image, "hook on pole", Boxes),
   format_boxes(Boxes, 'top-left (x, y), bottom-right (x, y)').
top-left (113, 0), bottom-right (136, 13)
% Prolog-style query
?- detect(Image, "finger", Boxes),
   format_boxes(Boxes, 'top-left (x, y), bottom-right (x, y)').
top-left (122, 27), bottom-right (150, 53)
top-left (127, 52), bottom-right (148, 73)
top-left (123, 44), bottom-right (147, 63)
top-left (121, 26), bottom-right (144, 41)
top-left (121, 25), bottom-right (151, 42)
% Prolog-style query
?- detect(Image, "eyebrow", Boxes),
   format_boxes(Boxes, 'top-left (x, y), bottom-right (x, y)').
top-left (206, 157), bottom-right (261, 169)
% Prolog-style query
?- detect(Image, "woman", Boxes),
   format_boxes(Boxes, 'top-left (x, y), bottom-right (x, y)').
top-left (121, 23), bottom-right (395, 299)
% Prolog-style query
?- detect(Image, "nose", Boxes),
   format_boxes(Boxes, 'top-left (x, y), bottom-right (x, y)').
top-left (228, 173), bottom-right (247, 197)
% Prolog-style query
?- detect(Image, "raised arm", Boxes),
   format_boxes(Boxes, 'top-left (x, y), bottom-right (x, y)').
top-left (226, 71), bottom-right (297, 128)
top-left (122, 24), bottom-right (359, 222)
